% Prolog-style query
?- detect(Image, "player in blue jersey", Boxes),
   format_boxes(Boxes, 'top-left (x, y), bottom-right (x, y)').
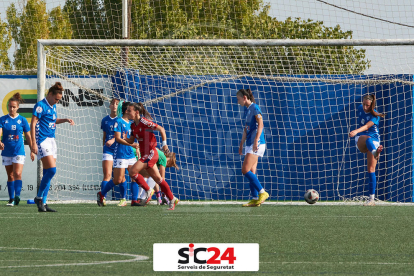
top-left (349, 94), bottom-right (385, 206)
top-left (97, 101), bottom-right (145, 207)
top-left (237, 88), bottom-right (269, 207)
top-left (96, 98), bottom-right (120, 206)
top-left (0, 93), bottom-right (35, 206)
top-left (30, 82), bottom-right (75, 212)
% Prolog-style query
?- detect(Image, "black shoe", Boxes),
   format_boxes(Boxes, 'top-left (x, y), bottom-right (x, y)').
top-left (14, 196), bottom-right (20, 206)
top-left (161, 196), bottom-right (168, 205)
top-left (131, 199), bottom-right (146, 206)
top-left (6, 198), bottom-right (14, 206)
top-left (34, 197), bottom-right (46, 212)
top-left (44, 204), bottom-right (57, 212)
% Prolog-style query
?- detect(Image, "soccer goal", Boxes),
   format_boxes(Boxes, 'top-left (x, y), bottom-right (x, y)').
top-left (37, 39), bottom-right (414, 204)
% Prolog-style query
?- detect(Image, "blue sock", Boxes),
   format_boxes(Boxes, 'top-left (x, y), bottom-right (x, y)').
top-left (14, 180), bottom-right (22, 197)
top-left (37, 168), bottom-right (56, 198)
top-left (119, 181), bottom-right (127, 199)
top-left (131, 182), bottom-right (139, 201)
top-left (42, 181), bottom-right (52, 204)
top-left (249, 182), bottom-right (259, 199)
top-left (101, 180), bottom-right (108, 190)
top-left (101, 180), bottom-right (115, 197)
top-left (366, 138), bottom-right (376, 153)
top-left (7, 181), bottom-right (15, 199)
top-left (368, 172), bottom-right (376, 195)
top-left (244, 171), bottom-right (263, 192)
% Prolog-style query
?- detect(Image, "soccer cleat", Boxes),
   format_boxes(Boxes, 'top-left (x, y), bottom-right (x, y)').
top-left (6, 199), bottom-right (14, 207)
top-left (118, 198), bottom-right (127, 207)
top-left (258, 191), bottom-right (270, 204)
top-left (131, 199), bottom-right (146, 206)
top-left (242, 199), bottom-right (261, 207)
top-left (167, 197), bottom-right (179, 210)
top-left (97, 192), bottom-right (106, 207)
top-left (34, 197), bottom-right (46, 212)
top-left (160, 196), bottom-right (168, 205)
top-left (145, 189), bottom-right (155, 205)
top-left (44, 204), bottom-right (57, 212)
top-left (374, 145), bottom-right (384, 160)
top-left (363, 199), bottom-right (376, 206)
top-left (156, 197), bottom-right (162, 205)
top-left (14, 196), bottom-right (20, 206)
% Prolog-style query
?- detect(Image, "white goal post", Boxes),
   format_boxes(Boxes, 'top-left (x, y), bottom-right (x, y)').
top-left (37, 39), bottom-right (414, 203)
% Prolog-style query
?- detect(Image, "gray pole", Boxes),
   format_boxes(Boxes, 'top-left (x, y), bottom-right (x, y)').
top-left (36, 41), bottom-right (46, 191)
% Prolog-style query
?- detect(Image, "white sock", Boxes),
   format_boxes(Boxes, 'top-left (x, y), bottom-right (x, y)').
top-left (258, 189), bottom-right (265, 194)
top-left (370, 194), bottom-right (375, 201)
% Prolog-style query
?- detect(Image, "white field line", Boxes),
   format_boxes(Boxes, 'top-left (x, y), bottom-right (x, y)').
top-left (0, 247), bottom-right (148, 269)
top-left (13, 200), bottom-right (414, 206)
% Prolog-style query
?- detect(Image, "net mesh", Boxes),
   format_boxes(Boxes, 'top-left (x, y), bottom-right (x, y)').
top-left (41, 44), bottom-right (413, 202)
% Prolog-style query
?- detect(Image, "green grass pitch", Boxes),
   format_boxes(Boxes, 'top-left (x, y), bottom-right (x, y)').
top-left (1, 202), bottom-right (414, 275)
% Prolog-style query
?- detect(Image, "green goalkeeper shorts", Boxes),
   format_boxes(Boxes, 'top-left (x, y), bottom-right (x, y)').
top-left (156, 149), bottom-right (167, 167)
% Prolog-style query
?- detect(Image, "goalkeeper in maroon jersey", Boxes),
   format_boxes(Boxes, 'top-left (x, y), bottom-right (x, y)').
top-left (116, 102), bottom-right (179, 210)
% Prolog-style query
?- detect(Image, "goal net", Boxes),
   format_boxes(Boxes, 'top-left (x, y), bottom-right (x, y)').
top-left (38, 39), bottom-right (414, 203)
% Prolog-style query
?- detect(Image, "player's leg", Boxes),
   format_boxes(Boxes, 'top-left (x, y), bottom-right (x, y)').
top-left (34, 155), bottom-right (56, 212)
top-left (155, 166), bottom-right (166, 204)
top-left (101, 155), bottom-right (113, 190)
top-left (12, 161), bottom-right (24, 206)
top-left (129, 160), bottom-right (153, 199)
top-left (117, 173), bottom-right (128, 207)
top-left (4, 163), bottom-right (15, 206)
top-left (242, 151), bottom-right (269, 205)
top-left (146, 164), bottom-right (178, 210)
top-left (364, 150), bottom-right (379, 206)
top-left (35, 138), bottom-right (58, 212)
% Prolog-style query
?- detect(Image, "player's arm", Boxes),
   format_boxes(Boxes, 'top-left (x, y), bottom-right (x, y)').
top-left (102, 131), bottom-right (106, 147)
top-left (56, 118), bottom-right (75, 125)
top-left (0, 127), bottom-right (3, 150)
top-left (154, 124), bottom-right (169, 154)
top-left (24, 131), bottom-right (35, 161)
top-left (30, 115), bottom-right (38, 154)
top-left (349, 121), bottom-right (374, 137)
top-left (253, 114), bottom-right (264, 151)
top-left (239, 127), bottom-right (247, 155)
top-left (114, 131), bottom-right (137, 148)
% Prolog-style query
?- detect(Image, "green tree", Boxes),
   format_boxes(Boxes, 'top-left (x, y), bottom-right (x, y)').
top-left (0, 15), bottom-right (12, 71)
top-left (63, 0), bottom-right (370, 74)
top-left (6, 0), bottom-right (72, 71)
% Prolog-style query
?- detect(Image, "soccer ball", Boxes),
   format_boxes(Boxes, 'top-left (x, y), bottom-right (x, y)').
top-left (304, 189), bottom-right (319, 204)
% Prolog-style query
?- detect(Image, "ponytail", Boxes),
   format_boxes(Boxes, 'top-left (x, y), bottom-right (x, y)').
top-left (131, 102), bottom-right (153, 120)
top-left (48, 82), bottom-right (64, 95)
top-left (236, 88), bottom-right (256, 103)
top-left (363, 94), bottom-right (385, 118)
top-left (9, 92), bottom-right (24, 104)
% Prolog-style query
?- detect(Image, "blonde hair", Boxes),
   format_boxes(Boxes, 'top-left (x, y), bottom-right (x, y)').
top-left (166, 152), bottom-right (179, 170)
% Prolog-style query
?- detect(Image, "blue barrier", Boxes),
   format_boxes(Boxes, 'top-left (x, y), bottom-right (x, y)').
top-left (112, 74), bottom-right (413, 202)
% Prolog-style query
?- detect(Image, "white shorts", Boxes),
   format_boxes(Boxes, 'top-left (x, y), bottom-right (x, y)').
top-left (138, 177), bottom-right (157, 199)
top-left (102, 153), bottom-right (114, 161)
top-left (2, 155), bottom-right (25, 166)
top-left (37, 138), bottom-right (57, 159)
top-left (244, 144), bottom-right (266, 157)
top-left (113, 158), bottom-right (136, 169)
top-left (355, 136), bottom-right (380, 151)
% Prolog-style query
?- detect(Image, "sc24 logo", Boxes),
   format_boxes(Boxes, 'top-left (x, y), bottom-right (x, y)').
top-left (178, 243), bottom-right (236, 264)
